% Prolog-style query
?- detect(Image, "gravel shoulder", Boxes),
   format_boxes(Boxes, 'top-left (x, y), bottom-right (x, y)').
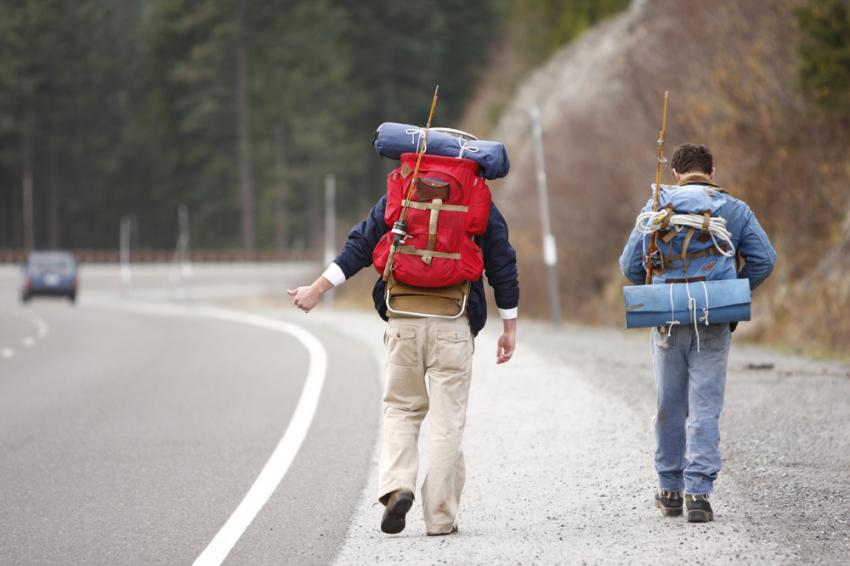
top-left (323, 310), bottom-right (850, 565)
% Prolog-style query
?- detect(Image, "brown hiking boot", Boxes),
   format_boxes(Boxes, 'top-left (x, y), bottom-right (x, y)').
top-left (685, 493), bottom-right (714, 523)
top-left (380, 489), bottom-right (414, 534)
top-left (655, 489), bottom-right (683, 517)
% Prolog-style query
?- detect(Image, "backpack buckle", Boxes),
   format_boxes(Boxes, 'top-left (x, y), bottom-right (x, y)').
top-left (647, 250), bottom-right (665, 271)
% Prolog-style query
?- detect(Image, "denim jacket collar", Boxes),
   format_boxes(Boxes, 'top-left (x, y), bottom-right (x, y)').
top-left (677, 174), bottom-right (719, 188)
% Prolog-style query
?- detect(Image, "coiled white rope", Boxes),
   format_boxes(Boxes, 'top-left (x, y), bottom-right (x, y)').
top-left (635, 209), bottom-right (736, 258)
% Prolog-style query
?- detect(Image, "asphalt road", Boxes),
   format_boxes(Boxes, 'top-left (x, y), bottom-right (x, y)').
top-left (0, 264), bottom-right (381, 565)
top-left (2, 263), bottom-right (849, 565)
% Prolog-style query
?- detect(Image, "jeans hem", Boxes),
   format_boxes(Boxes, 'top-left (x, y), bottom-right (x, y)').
top-left (657, 477), bottom-right (685, 492)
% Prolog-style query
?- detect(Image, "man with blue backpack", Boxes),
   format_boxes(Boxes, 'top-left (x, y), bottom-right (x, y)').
top-left (619, 143), bottom-right (776, 522)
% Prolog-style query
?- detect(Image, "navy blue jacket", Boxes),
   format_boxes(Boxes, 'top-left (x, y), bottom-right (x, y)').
top-left (333, 195), bottom-right (519, 336)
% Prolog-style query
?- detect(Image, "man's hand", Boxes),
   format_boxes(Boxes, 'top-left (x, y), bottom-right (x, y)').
top-left (287, 276), bottom-right (334, 313)
top-left (497, 318), bottom-right (517, 364)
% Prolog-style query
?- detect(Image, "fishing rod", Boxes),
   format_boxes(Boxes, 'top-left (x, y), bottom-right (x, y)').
top-left (382, 84), bottom-right (440, 281)
top-left (645, 90), bottom-right (669, 284)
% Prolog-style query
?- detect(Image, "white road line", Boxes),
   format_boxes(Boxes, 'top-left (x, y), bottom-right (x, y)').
top-left (86, 300), bottom-right (328, 566)
top-left (22, 337), bottom-right (35, 347)
top-left (17, 310), bottom-right (49, 339)
top-left (1, 348), bottom-right (13, 359)
top-left (190, 307), bottom-right (328, 566)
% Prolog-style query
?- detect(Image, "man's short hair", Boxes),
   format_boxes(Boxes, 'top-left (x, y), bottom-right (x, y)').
top-left (670, 144), bottom-right (713, 175)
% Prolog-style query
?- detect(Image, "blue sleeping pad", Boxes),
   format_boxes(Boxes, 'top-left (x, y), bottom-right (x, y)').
top-left (623, 279), bottom-right (751, 329)
top-left (374, 122), bottom-right (510, 180)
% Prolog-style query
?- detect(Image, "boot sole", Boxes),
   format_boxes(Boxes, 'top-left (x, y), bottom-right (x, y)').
top-left (427, 525), bottom-right (458, 536)
top-left (687, 509), bottom-right (714, 523)
top-left (655, 500), bottom-right (683, 517)
top-left (381, 493), bottom-right (414, 534)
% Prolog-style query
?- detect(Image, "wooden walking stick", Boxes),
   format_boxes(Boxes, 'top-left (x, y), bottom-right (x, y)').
top-left (645, 91), bottom-right (670, 284)
top-left (382, 85), bottom-right (440, 281)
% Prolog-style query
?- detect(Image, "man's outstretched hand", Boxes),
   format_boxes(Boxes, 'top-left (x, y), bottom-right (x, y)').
top-left (287, 276), bottom-right (334, 313)
top-left (497, 318), bottom-right (517, 364)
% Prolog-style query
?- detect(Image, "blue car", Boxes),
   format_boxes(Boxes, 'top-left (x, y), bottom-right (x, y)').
top-left (21, 251), bottom-right (79, 304)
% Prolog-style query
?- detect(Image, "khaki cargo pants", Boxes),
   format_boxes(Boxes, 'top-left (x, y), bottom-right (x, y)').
top-left (378, 315), bottom-right (474, 534)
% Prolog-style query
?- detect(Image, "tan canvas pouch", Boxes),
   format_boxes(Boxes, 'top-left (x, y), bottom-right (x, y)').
top-left (387, 280), bottom-right (469, 318)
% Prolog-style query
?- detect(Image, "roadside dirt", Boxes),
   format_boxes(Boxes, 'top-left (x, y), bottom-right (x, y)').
top-left (323, 311), bottom-right (850, 565)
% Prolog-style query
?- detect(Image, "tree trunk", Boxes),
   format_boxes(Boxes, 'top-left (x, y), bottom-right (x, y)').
top-left (275, 199), bottom-right (287, 252)
top-left (22, 134), bottom-right (35, 251)
top-left (48, 148), bottom-right (61, 248)
top-left (235, 0), bottom-right (256, 255)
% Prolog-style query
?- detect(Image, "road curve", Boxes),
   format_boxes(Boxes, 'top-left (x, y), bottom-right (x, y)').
top-left (0, 266), bottom-right (381, 565)
top-left (4, 264), bottom-right (849, 565)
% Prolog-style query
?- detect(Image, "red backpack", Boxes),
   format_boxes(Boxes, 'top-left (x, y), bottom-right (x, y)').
top-left (373, 152), bottom-right (492, 288)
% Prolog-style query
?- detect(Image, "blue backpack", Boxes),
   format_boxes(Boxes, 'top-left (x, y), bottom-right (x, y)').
top-left (645, 184), bottom-right (737, 283)
top-left (624, 183), bottom-right (751, 334)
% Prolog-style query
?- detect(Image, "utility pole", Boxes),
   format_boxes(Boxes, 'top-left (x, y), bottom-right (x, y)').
top-left (178, 204), bottom-right (191, 274)
top-left (323, 174), bottom-right (336, 307)
top-left (171, 204), bottom-right (192, 301)
top-left (529, 106), bottom-right (562, 327)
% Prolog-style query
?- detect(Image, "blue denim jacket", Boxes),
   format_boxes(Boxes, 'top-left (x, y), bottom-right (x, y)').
top-left (619, 181), bottom-right (776, 290)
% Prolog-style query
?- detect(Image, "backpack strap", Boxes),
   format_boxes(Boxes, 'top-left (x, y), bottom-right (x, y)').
top-left (662, 276), bottom-right (707, 283)
top-left (424, 198), bottom-right (443, 264)
top-left (661, 204), bottom-right (674, 228)
top-left (662, 244), bottom-right (730, 263)
top-left (680, 228), bottom-right (696, 275)
top-left (396, 246), bottom-right (461, 260)
top-left (401, 200), bottom-right (469, 213)
top-left (400, 199), bottom-right (470, 266)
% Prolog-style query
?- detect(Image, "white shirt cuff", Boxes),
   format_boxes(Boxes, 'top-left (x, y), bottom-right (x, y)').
top-left (498, 307), bottom-right (518, 320)
top-left (321, 263), bottom-right (346, 287)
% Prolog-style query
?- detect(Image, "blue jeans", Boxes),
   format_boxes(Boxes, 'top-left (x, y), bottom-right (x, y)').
top-left (651, 323), bottom-right (731, 495)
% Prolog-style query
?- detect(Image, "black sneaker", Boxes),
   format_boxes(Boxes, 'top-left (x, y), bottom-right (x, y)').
top-left (655, 489), bottom-right (683, 516)
top-left (685, 493), bottom-right (714, 523)
top-left (380, 489), bottom-right (414, 534)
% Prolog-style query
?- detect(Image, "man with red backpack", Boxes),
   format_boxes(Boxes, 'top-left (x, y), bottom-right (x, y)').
top-left (287, 150), bottom-right (519, 536)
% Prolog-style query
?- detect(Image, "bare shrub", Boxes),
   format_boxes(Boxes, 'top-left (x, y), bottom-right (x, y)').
top-left (485, 0), bottom-right (850, 356)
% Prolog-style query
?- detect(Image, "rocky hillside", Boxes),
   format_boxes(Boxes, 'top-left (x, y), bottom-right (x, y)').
top-left (484, 0), bottom-right (850, 357)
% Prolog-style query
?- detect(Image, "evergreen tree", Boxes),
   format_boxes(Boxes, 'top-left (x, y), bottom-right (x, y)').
top-left (0, 0), bottom-right (506, 251)
top-left (797, 0), bottom-right (850, 117)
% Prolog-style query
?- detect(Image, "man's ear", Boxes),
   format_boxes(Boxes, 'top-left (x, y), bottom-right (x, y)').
top-left (671, 168), bottom-right (680, 182)
top-left (709, 167), bottom-right (716, 180)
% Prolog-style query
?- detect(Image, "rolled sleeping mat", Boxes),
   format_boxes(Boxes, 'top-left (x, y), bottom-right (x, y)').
top-left (623, 278), bottom-right (751, 329)
top-left (374, 122), bottom-right (510, 180)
